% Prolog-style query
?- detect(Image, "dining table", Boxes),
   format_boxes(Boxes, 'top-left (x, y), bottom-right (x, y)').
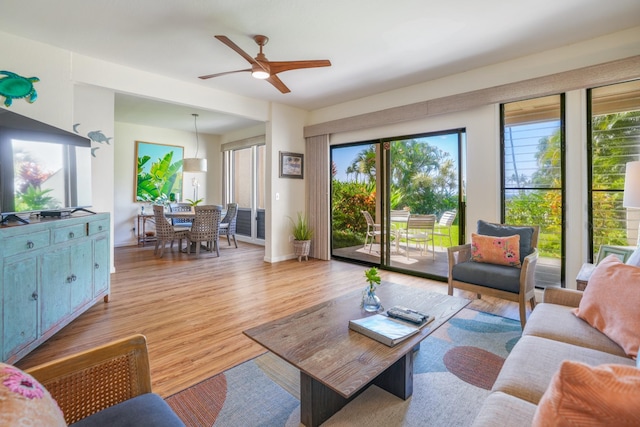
top-left (164, 208), bottom-right (227, 221)
top-left (164, 208), bottom-right (226, 253)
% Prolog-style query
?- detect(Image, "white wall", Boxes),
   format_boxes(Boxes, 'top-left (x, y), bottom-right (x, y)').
top-left (73, 85), bottom-right (116, 270)
top-left (113, 121), bottom-right (220, 247)
top-left (265, 103), bottom-right (308, 262)
top-left (0, 32), bottom-right (75, 129)
top-left (309, 26), bottom-right (640, 125)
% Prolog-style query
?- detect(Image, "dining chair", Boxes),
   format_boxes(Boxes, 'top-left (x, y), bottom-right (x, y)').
top-left (219, 202), bottom-right (238, 248)
top-left (152, 205), bottom-right (189, 258)
top-left (186, 205), bottom-right (222, 257)
top-left (169, 203), bottom-right (193, 228)
top-left (401, 214), bottom-right (436, 260)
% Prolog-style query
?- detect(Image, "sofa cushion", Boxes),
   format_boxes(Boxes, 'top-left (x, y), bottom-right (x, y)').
top-left (0, 363), bottom-right (66, 427)
top-left (471, 391), bottom-right (536, 427)
top-left (574, 254), bottom-right (640, 358)
top-left (471, 233), bottom-right (521, 268)
top-left (532, 361), bottom-right (640, 427)
top-left (523, 302), bottom-right (627, 357)
top-left (452, 261), bottom-right (521, 293)
top-left (492, 336), bottom-right (634, 405)
top-left (70, 393), bottom-right (185, 427)
top-left (477, 220), bottom-right (535, 264)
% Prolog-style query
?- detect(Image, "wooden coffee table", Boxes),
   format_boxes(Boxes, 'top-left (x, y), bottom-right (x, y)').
top-left (244, 284), bottom-right (469, 426)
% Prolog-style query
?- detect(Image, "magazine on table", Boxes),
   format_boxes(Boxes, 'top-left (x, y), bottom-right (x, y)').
top-left (349, 308), bottom-right (434, 347)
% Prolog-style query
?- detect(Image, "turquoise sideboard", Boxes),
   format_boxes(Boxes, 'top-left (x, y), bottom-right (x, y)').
top-left (0, 213), bottom-right (110, 363)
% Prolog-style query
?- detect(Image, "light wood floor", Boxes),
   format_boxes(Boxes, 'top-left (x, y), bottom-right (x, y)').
top-left (16, 242), bottom-right (524, 398)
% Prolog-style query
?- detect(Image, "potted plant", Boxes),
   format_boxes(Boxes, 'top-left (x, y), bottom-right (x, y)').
top-left (362, 267), bottom-right (382, 312)
top-left (290, 212), bottom-right (313, 262)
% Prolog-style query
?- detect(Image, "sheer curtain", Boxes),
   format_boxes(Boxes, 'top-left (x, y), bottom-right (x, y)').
top-left (305, 134), bottom-right (330, 260)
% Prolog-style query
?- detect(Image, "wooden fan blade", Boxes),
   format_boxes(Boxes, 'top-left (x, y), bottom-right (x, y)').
top-left (214, 35), bottom-right (260, 66)
top-left (268, 60), bottom-right (331, 75)
top-left (198, 69), bottom-right (251, 80)
top-left (266, 74), bottom-right (291, 94)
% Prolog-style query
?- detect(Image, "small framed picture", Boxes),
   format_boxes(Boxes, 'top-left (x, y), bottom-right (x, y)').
top-left (596, 244), bottom-right (634, 264)
top-left (279, 151), bottom-right (304, 179)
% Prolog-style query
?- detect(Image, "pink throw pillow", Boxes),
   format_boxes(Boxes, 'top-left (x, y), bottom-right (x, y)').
top-left (0, 363), bottom-right (66, 426)
top-left (470, 233), bottom-right (521, 268)
top-left (532, 361), bottom-right (640, 427)
top-left (573, 254), bottom-right (640, 358)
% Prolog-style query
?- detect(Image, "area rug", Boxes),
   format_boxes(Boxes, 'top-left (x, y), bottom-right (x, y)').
top-left (166, 308), bottom-right (521, 426)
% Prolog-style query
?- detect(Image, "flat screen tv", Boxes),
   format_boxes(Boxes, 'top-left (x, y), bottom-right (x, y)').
top-left (0, 109), bottom-right (92, 223)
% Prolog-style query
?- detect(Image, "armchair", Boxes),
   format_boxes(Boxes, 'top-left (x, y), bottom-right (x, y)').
top-left (448, 220), bottom-right (539, 328)
top-left (25, 334), bottom-right (184, 426)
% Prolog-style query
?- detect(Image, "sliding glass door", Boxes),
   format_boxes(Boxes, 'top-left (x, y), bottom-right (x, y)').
top-left (383, 131), bottom-right (464, 278)
top-left (331, 142), bottom-right (380, 264)
top-left (330, 129), bottom-right (465, 280)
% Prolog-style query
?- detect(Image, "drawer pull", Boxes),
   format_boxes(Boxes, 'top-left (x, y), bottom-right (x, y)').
top-left (98, 225), bottom-right (103, 231)
top-left (31, 291), bottom-right (38, 301)
top-left (26, 241), bottom-right (34, 249)
top-left (95, 263), bottom-right (100, 269)
top-left (69, 232), bottom-right (75, 238)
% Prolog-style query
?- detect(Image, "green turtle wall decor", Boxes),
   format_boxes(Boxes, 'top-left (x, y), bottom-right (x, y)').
top-left (0, 71), bottom-right (39, 107)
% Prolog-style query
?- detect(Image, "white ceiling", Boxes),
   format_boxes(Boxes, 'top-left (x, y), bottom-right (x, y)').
top-left (1, 0), bottom-right (639, 134)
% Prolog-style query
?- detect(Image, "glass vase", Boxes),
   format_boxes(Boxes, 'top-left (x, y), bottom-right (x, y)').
top-left (362, 287), bottom-right (381, 312)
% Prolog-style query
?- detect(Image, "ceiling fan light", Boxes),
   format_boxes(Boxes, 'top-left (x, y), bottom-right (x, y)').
top-left (251, 64), bottom-right (270, 79)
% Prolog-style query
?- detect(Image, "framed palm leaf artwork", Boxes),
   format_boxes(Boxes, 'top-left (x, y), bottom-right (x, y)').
top-left (135, 141), bottom-right (184, 203)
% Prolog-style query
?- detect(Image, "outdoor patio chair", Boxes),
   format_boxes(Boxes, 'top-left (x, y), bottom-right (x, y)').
top-left (447, 220), bottom-right (539, 328)
top-left (401, 214), bottom-right (436, 260)
top-left (361, 210), bottom-right (381, 253)
top-left (433, 210), bottom-right (457, 247)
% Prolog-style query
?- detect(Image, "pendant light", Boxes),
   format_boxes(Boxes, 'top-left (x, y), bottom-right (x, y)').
top-left (183, 113), bottom-right (208, 172)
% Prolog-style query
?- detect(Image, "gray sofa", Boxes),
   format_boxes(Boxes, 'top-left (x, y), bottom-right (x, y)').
top-left (472, 287), bottom-right (636, 426)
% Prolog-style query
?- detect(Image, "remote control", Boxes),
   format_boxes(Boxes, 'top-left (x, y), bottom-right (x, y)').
top-left (387, 307), bottom-right (426, 324)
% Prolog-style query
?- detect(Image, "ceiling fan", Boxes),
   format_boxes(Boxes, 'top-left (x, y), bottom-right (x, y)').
top-left (198, 35), bottom-right (331, 94)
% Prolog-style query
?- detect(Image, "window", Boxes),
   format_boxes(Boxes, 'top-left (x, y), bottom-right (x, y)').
top-left (588, 80), bottom-right (640, 260)
top-left (502, 95), bottom-right (565, 288)
top-left (223, 142), bottom-right (265, 243)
